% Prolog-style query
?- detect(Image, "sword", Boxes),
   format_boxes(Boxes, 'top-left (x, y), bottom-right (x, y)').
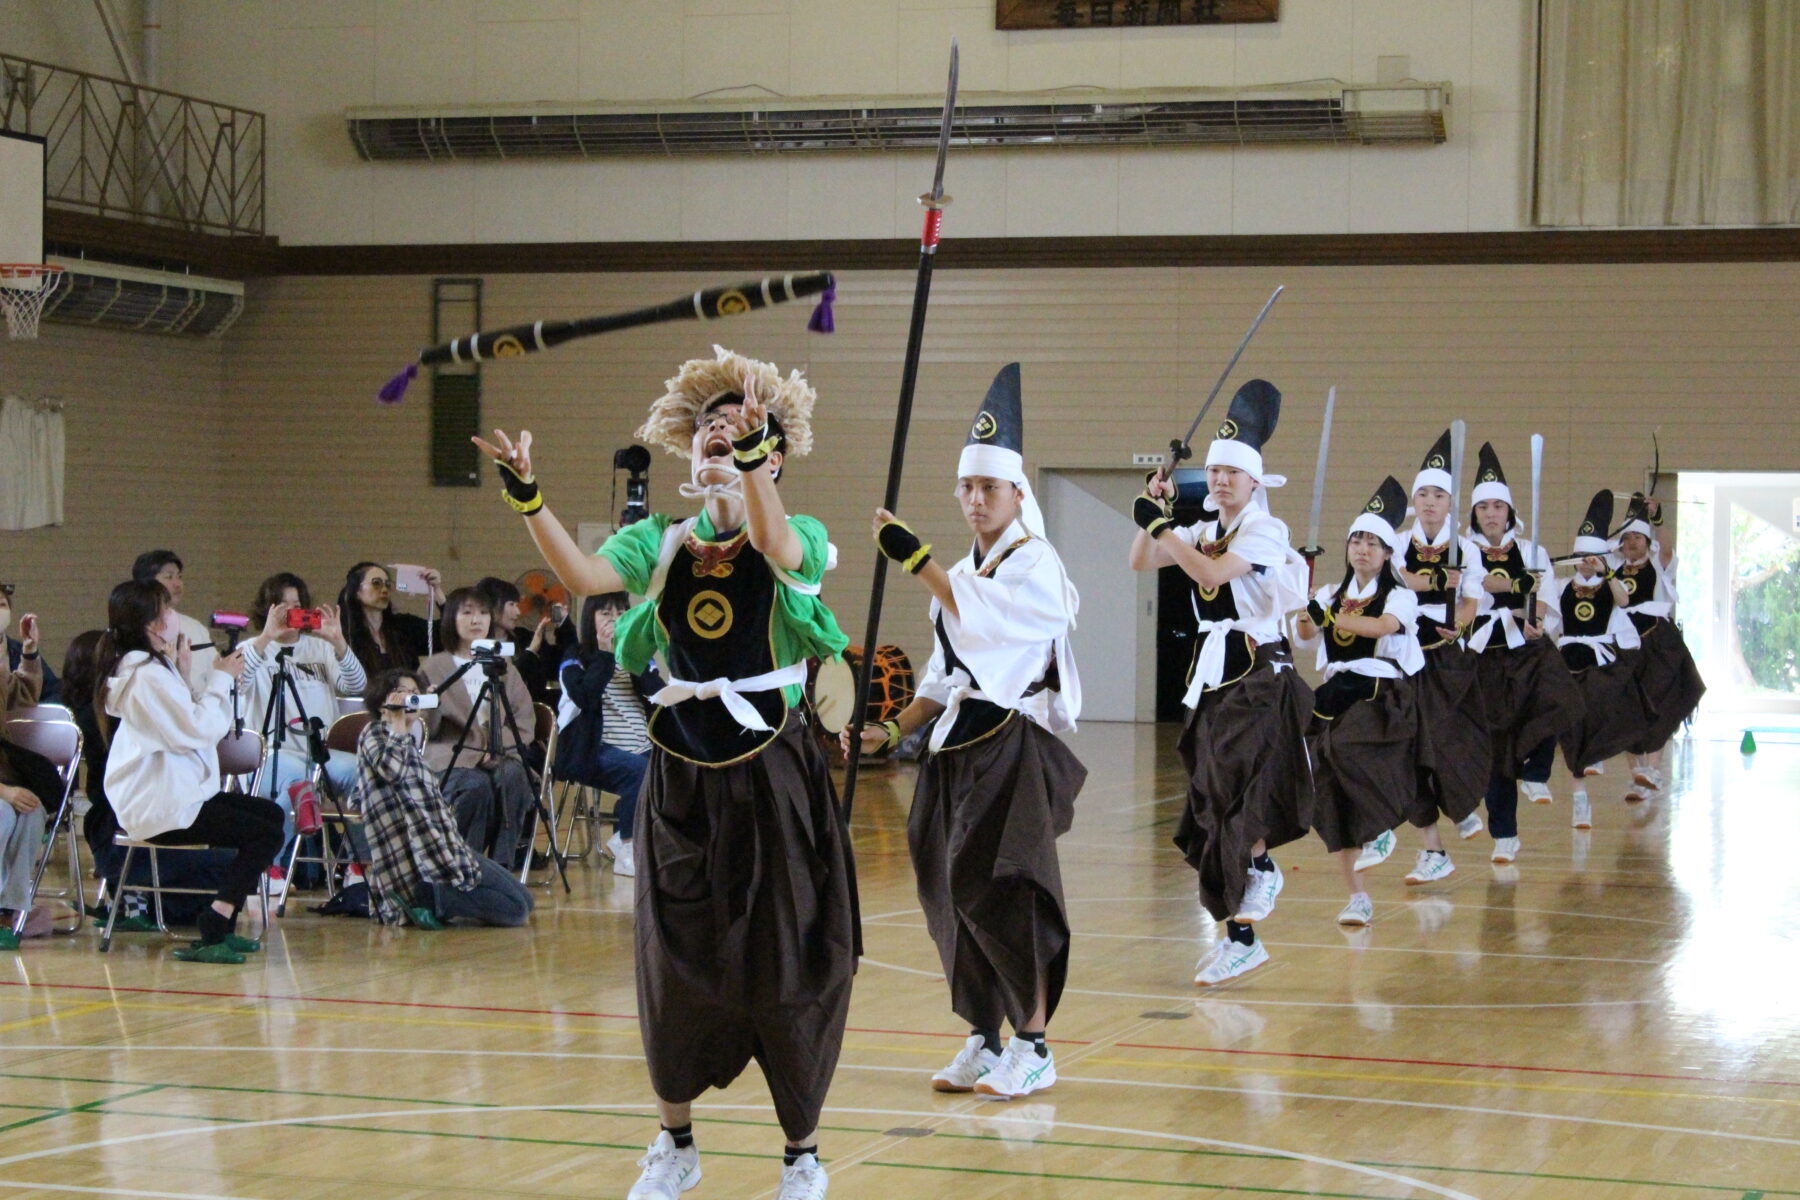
top-left (1447, 418), bottom-right (1467, 569)
top-left (1158, 285), bottom-right (1284, 479)
top-left (1299, 385), bottom-right (1337, 585)
top-left (1526, 432), bottom-right (1544, 615)
top-left (842, 39), bottom-right (958, 818)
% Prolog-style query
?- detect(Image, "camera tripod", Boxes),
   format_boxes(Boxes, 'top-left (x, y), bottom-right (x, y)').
top-left (437, 656), bottom-right (571, 893)
top-left (260, 647), bottom-right (343, 909)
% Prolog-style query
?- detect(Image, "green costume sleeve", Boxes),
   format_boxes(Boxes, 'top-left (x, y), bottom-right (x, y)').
top-left (598, 514), bottom-right (673, 676)
top-left (770, 514), bottom-right (850, 703)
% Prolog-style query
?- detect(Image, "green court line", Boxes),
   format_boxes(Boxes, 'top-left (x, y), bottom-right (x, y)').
top-left (0, 1084), bottom-right (167, 1136)
top-left (6, 1066), bottom-right (1793, 1198)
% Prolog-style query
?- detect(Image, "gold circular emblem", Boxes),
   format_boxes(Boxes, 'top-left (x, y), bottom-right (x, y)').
top-left (1197, 585), bottom-right (1220, 603)
top-left (1580, 522), bottom-right (1595, 535)
top-left (1481, 468), bottom-right (1499, 482)
top-left (685, 590), bottom-right (734, 640)
top-left (1487, 569), bottom-right (1510, 588)
top-left (1217, 418), bottom-right (1240, 440)
top-left (1427, 453), bottom-right (1446, 469)
top-left (492, 335), bottom-right (526, 358)
top-left (1368, 496), bottom-right (1385, 514)
top-left (715, 290), bottom-right (751, 316)
top-left (1332, 626), bottom-right (1356, 647)
top-left (972, 411), bottom-right (997, 440)
top-left (1574, 600), bottom-right (1596, 623)
top-left (1623, 575), bottom-right (1639, 596)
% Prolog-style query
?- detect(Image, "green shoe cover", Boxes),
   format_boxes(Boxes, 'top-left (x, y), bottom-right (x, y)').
top-left (0, 929), bottom-right (19, 952)
top-left (408, 906), bottom-right (446, 930)
top-left (190, 933), bottom-right (261, 953)
top-left (112, 915), bottom-right (160, 933)
top-left (172, 942), bottom-right (246, 965)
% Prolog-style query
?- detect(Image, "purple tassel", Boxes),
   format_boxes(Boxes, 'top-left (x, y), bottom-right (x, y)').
top-left (377, 362), bottom-right (419, 405)
top-left (806, 285), bottom-right (835, 334)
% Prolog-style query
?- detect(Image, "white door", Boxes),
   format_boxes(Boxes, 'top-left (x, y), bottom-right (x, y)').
top-left (1039, 469), bottom-right (1153, 722)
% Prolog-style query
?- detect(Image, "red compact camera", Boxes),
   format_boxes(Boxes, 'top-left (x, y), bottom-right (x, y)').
top-left (285, 608), bottom-right (325, 632)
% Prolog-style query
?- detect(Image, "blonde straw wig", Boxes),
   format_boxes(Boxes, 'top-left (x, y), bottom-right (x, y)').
top-left (635, 345), bottom-right (817, 460)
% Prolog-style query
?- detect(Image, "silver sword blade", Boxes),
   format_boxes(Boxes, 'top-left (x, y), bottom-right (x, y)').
top-left (1161, 284), bottom-right (1285, 477)
top-left (929, 41), bottom-right (959, 204)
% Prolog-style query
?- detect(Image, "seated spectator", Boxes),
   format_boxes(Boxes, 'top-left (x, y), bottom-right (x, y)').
top-left (338, 562), bottom-right (444, 677)
top-left (556, 593), bottom-right (658, 878)
top-left (0, 610), bottom-right (48, 950)
top-left (353, 668), bottom-right (533, 928)
top-left (132, 549), bottom-right (217, 692)
top-left (63, 629), bottom-right (229, 932)
top-left (474, 576), bottom-right (574, 705)
top-left (239, 573), bottom-right (367, 802)
top-left (420, 587), bottom-right (538, 870)
top-left (101, 579), bottom-right (281, 964)
top-left (2, 583), bottom-right (59, 702)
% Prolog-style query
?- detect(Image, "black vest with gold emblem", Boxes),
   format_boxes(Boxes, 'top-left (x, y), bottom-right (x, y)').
top-left (1186, 522), bottom-right (1255, 692)
top-left (647, 525), bottom-right (786, 766)
top-left (1477, 538), bottom-right (1530, 612)
top-left (1404, 534), bottom-right (1453, 609)
top-left (1323, 580), bottom-right (1391, 667)
top-left (1617, 558), bottom-right (1661, 635)
top-left (1559, 577), bottom-right (1614, 638)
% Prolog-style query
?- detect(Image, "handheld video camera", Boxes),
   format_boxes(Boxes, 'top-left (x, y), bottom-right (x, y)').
top-left (469, 638), bottom-right (516, 663)
top-left (404, 693), bottom-right (439, 711)
top-left (614, 443), bottom-right (651, 528)
top-left (285, 608), bottom-right (326, 632)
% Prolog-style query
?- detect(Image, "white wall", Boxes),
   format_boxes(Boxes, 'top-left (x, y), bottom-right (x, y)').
top-left (2, 0), bottom-right (1541, 246)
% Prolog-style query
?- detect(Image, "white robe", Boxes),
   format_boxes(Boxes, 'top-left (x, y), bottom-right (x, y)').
top-left (1167, 506), bottom-right (1305, 704)
top-left (1462, 531), bottom-right (1551, 652)
top-left (1293, 575), bottom-right (1425, 680)
top-left (916, 518), bottom-right (1081, 753)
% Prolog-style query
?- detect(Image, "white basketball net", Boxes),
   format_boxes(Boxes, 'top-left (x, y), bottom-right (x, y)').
top-left (0, 267), bottom-right (65, 340)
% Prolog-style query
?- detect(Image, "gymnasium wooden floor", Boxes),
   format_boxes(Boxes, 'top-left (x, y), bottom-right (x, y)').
top-left (3, 722), bottom-right (1797, 1199)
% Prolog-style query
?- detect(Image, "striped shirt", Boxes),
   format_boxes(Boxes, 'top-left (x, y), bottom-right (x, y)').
top-left (600, 668), bottom-right (652, 754)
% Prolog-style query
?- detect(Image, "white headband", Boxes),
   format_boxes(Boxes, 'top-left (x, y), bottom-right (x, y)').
top-left (1349, 511), bottom-right (1406, 554)
top-left (1616, 518), bottom-right (1653, 540)
top-left (1411, 468), bottom-right (1452, 498)
top-left (1471, 479), bottom-right (1513, 508)
top-left (1204, 438), bottom-right (1288, 489)
top-left (1572, 534), bottom-right (1613, 556)
top-left (957, 443), bottom-right (1044, 537)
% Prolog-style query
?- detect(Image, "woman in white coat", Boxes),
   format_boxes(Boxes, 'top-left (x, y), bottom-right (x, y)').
top-left (102, 579), bottom-right (282, 963)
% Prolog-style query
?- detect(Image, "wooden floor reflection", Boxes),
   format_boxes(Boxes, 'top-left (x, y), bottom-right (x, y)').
top-left (3, 723), bottom-right (1797, 1199)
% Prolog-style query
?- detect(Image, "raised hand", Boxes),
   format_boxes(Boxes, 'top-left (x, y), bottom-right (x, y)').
top-left (473, 429), bottom-right (543, 514)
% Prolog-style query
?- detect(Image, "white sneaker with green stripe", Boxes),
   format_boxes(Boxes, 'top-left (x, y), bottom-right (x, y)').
top-left (1354, 829), bottom-right (1397, 872)
top-left (974, 1035), bottom-right (1056, 1099)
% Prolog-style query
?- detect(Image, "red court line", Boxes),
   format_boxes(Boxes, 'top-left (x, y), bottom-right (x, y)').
top-left (1115, 1041), bottom-right (1800, 1089)
top-left (0, 980), bottom-right (1055, 1043)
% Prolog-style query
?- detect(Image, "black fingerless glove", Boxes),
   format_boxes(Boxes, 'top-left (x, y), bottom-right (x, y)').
top-left (496, 459), bottom-right (542, 515)
top-left (876, 519), bottom-right (932, 574)
top-left (732, 422), bottom-right (781, 472)
top-left (1133, 492), bottom-right (1173, 537)
top-left (1306, 598), bottom-right (1330, 628)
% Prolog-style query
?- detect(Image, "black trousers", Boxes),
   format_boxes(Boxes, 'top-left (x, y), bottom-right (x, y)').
top-left (150, 792), bottom-right (286, 908)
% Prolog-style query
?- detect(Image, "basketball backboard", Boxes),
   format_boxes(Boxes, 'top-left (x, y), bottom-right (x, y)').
top-left (0, 131), bottom-right (46, 267)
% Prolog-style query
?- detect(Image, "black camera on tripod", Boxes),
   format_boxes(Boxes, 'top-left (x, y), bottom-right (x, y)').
top-left (613, 443), bottom-right (651, 527)
top-left (468, 638), bottom-right (517, 671)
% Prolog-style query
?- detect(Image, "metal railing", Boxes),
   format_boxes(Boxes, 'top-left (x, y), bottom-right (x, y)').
top-left (1, 53), bottom-right (264, 238)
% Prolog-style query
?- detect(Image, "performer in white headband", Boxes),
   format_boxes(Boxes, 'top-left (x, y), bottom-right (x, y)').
top-left (1384, 429), bottom-right (1489, 884)
top-left (1129, 380), bottom-right (1313, 986)
top-left (1460, 442), bottom-right (1582, 866)
top-left (856, 363), bottom-right (1085, 1101)
top-left (1293, 476), bottom-right (1425, 926)
top-left (474, 344), bottom-right (857, 1200)
top-left (1613, 493), bottom-right (1704, 800)
top-left (1540, 490), bottom-right (1653, 829)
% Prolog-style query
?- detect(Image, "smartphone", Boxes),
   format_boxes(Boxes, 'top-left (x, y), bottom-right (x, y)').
top-left (391, 564), bottom-right (433, 595)
top-left (285, 608), bottom-right (325, 631)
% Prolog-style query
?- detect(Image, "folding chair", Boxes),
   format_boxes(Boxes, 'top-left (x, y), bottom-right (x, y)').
top-left (4, 710), bottom-right (84, 937)
top-left (99, 729), bottom-right (271, 952)
top-left (515, 702), bottom-right (563, 883)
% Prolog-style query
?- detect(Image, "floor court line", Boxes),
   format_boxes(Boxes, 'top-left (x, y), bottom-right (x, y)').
top-left (0, 1101), bottom-right (1487, 1200)
top-left (1055, 894), bottom-right (1677, 926)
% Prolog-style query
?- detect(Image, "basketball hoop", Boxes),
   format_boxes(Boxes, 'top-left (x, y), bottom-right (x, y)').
top-left (0, 264), bottom-right (66, 340)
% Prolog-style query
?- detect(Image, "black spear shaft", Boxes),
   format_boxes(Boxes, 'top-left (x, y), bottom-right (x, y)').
top-left (841, 41), bottom-right (958, 818)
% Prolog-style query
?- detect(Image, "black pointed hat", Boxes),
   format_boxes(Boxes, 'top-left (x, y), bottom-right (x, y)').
top-left (964, 362), bottom-right (1022, 454)
top-left (1573, 489), bottom-right (1614, 554)
top-left (1203, 379), bottom-right (1285, 486)
top-left (1349, 475), bottom-right (1408, 552)
top-left (1470, 441), bottom-right (1513, 508)
top-left (1412, 428), bottom-right (1454, 496)
top-left (1614, 492), bottom-right (1656, 541)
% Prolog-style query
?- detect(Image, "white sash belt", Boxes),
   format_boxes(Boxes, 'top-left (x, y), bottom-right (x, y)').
top-left (927, 669), bottom-right (997, 754)
top-left (1557, 632), bottom-right (1620, 666)
top-left (1626, 601), bottom-right (1672, 620)
top-left (650, 662), bottom-right (808, 732)
top-left (1467, 607), bottom-right (1526, 653)
top-left (1182, 619), bottom-right (1253, 709)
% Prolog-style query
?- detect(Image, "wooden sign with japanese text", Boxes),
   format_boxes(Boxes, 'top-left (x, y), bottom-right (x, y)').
top-left (997, 0), bottom-right (1277, 30)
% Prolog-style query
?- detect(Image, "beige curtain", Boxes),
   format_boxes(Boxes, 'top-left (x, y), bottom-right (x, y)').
top-left (1536, 0), bottom-right (1800, 226)
top-left (0, 395), bottom-right (66, 531)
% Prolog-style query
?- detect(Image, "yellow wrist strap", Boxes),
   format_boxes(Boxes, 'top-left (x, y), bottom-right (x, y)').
top-left (902, 544), bottom-right (933, 574)
top-left (503, 488), bottom-right (544, 516)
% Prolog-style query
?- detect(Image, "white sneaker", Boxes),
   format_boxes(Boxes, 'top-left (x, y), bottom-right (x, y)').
top-left (1491, 836), bottom-right (1521, 864)
top-left (974, 1036), bottom-right (1056, 1099)
top-left (1195, 936), bottom-right (1269, 986)
top-left (776, 1153), bottom-right (829, 1200)
top-left (628, 1131), bottom-right (702, 1200)
top-left (1404, 850), bottom-right (1455, 885)
top-left (931, 1034), bottom-right (1001, 1093)
top-left (1571, 791), bottom-right (1592, 830)
top-left (1582, 761), bottom-right (1605, 777)
top-left (1353, 829), bottom-right (1396, 872)
top-left (607, 832), bottom-right (637, 878)
top-left (1521, 782), bottom-right (1552, 805)
top-left (1337, 893), bottom-right (1374, 926)
top-left (1232, 862), bottom-right (1284, 923)
top-left (1456, 812), bottom-right (1484, 839)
